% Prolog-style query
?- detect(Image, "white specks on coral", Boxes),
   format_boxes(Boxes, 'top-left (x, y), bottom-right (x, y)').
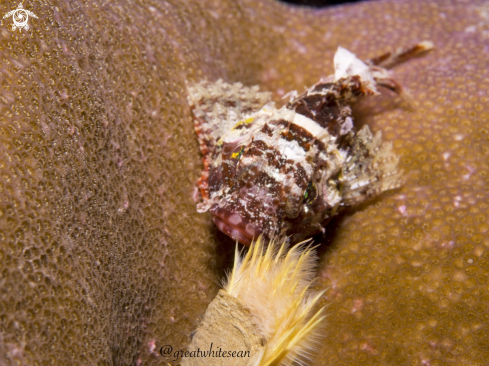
top-left (290, 39), bottom-right (308, 55)
top-left (360, 341), bottom-right (378, 354)
top-left (441, 241), bottom-right (455, 249)
top-left (398, 205), bottom-right (407, 215)
top-left (351, 299), bottom-right (363, 314)
top-left (148, 340), bottom-right (156, 354)
top-left (462, 165), bottom-right (476, 180)
top-left (275, 88), bottom-right (286, 97)
top-left (118, 197), bottom-right (129, 212)
top-left (192, 186), bottom-right (200, 203)
top-left (60, 90), bottom-right (69, 100)
top-left (453, 270), bottom-right (468, 282)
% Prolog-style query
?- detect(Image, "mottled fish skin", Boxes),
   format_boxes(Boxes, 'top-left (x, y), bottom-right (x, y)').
top-left (188, 43), bottom-right (433, 246)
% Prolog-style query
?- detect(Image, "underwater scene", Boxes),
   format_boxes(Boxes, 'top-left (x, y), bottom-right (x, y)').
top-left (0, 0), bottom-right (488, 365)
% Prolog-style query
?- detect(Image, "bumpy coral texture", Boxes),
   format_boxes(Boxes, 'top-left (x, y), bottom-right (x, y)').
top-left (0, 0), bottom-right (488, 365)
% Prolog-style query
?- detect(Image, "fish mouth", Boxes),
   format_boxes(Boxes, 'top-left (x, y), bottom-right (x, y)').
top-left (211, 208), bottom-right (260, 246)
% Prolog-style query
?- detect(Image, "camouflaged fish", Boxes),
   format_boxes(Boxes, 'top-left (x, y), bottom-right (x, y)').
top-left (188, 42), bottom-right (433, 246)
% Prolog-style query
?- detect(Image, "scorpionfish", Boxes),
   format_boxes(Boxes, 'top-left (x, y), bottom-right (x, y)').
top-left (188, 42), bottom-right (433, 246)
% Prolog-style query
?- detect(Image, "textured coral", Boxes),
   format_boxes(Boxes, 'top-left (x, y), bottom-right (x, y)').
top-left (0, 0), bottom-right (488, 365)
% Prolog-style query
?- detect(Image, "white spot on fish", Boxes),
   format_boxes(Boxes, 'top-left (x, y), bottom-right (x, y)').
top-left (228, 214), bottom-right (242, 226)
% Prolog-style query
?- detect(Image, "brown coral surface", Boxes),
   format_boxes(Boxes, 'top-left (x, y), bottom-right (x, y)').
top-left (0, 0), bottom-right (488, 365)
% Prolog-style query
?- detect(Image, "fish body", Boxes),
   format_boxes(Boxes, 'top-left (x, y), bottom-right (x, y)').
top-left (188, 43), bottom-right (433, 245)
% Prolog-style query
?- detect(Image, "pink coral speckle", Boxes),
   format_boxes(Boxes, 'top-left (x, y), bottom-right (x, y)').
top-left (462, 165), bottom-right (475, 180)
top-left (441, 240), bottom-right (455, 248)
top-left (192, 186), bottom-right (200, 203)
top-left (351, 298), bottom-right (363, 314)
top-left (148, 340), bottom-right (157, 355)
top-left (360, 341), bottom-right (377, 354)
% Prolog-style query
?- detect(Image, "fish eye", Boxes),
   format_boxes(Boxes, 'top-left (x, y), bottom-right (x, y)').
top-left (303, 181), bottom-right (318, 205)
top-left (231, 146), bottom-right (245, 161)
